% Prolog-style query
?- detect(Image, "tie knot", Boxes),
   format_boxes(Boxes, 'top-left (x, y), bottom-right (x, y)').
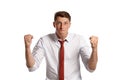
top-left (58, 40), bottom-right (65, 45)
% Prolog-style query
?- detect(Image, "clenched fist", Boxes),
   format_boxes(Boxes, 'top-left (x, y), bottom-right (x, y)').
top-left (89, 36), bottom-right (98, 48)
top-left (24, 34), bottom-right (33, 48)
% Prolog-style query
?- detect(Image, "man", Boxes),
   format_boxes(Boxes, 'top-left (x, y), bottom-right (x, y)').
top-left (24, 11), bottom-right (98, 80)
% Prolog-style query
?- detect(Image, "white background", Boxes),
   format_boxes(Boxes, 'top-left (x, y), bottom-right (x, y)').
top-left (0, 0), bottom-right (120, 80)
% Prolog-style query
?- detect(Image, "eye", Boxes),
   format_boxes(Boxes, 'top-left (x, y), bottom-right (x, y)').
top-left (56, 22), bottom-right (62, 25)
top-left (65, 22), bottom-right (67, 24)
top-left (64, 22), bottom-right (68, 25)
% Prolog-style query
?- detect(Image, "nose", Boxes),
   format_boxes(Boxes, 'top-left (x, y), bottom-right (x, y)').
top-left (60, 23), bottom-right (64, 29)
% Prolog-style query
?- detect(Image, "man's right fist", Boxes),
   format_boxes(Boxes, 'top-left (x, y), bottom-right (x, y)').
top-left (24, 34), bottom-right (33, 48)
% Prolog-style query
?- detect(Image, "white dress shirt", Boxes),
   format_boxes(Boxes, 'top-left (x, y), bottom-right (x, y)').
top-left (28, 33), bottom-right (93, 80)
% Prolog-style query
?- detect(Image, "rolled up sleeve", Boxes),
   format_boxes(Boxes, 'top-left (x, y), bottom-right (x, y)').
top-left (28, 38), bottom-right (45, 72)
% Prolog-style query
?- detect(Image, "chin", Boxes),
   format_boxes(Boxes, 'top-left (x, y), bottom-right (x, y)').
top-left (60, 32), bottom-right (66, 34)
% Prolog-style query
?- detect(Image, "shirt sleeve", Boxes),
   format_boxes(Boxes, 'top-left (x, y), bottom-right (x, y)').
top-left (80, 46), bottom-right (94, 72)
top-left (79, 36), bottom-right (94, 72)
top-left (28, 38), bottom-right (45, 72)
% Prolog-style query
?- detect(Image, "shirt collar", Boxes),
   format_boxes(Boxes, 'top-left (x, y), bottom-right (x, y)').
top-left (53, 33), bottom-right (71, 43)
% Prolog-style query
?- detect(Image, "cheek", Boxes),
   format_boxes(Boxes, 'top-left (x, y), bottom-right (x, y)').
top-left (55, 26), bottom-right (60, 30)
top-left (66, 25), bottom-right (70, 29)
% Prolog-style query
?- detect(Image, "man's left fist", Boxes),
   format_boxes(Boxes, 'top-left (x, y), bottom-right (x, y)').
top-left (89, 36), bottom-right (98, 48)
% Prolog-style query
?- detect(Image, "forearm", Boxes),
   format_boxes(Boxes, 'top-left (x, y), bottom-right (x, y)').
top-left (88, 48), bottom-right (98, 70)
top-left (25, 47), bottom-right (35, 68)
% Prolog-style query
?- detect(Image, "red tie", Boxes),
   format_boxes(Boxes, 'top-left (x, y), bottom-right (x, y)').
top-left (59, 40), bottom-right (65, 80)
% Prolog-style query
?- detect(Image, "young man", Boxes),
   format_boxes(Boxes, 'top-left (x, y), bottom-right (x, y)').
top-left (24, 11), bottom-right (98, 80)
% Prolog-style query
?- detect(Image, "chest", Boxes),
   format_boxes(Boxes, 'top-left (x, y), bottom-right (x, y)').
top-left (44, 41), bottom-right (80, 60)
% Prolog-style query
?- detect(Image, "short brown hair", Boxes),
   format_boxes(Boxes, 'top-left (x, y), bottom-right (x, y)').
top-left (54, 11), bottom-right (71, 21)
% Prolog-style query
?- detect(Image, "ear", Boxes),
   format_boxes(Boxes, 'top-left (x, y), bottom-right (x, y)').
top-left (69, 22), bottom-right (71, 28)
top-left (53, 22), bottom-right (56, 28)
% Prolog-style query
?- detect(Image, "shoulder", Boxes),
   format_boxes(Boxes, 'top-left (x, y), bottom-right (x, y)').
top-left (38, 33), bottom-right (56, 41)
top-left (68, 33), bottom-right (87, 43)
top-left (69, 33), bottom-right (84, 39)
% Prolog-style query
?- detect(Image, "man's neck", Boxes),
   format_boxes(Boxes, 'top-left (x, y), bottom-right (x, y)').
top-left (56, 32), bottom-right (68, 41)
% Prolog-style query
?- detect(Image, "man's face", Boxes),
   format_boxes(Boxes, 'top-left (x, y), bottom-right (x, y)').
top-left (53, 17), bottom-right (71, 36)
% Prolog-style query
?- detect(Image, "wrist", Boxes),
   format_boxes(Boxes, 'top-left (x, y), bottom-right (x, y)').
top-left (92, 47), bottom-right (97, 52)
top-left (25, 45), bottom-right (31, 49)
